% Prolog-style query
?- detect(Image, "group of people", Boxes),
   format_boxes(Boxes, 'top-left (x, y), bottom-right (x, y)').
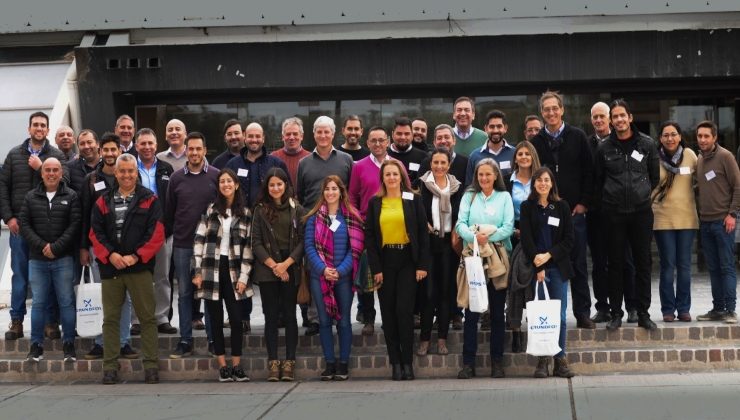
top-left (1, 91), bottom-right (738, 384)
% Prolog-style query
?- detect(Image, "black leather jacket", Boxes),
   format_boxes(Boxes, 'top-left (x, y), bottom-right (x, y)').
top-left (594, 125), bottom-right (659, 214)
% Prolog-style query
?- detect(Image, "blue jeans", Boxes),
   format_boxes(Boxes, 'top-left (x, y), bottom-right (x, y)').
top-left (700, 221), bottom-right (737, 312)
top-left (654, 229), bottom-right (695, 315)
top-left (28, 256), bottom-right (76, 344)
top-left (311, 275), bottom-right (353, 363)
top-left (9, 234), bottom-right (30, 320)
top-left (173, 247), bottom-right (195, 343)
top-left (533, 268), bottom-right (568, 358)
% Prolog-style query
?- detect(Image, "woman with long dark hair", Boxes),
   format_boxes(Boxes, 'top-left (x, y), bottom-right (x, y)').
top-left (417, 147), bottom-right (463, 356)
top-left (251, 167), bottom-right (305, 382)
top-left (456, 158), bottom-right (514, 380)
top-left (365, 160), bottom-right (430, 381)
top-left (192, 168), bottom-right (253, 382)
top-left (652, 121), bottom-right (698, 322)
top-left (520, 167), bottom-right (575, 378)
top-left (304, 176), bottom-right (364, 380)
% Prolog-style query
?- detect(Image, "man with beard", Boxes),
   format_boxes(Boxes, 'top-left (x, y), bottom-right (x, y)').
top-left (226, 122), bottom-right (288, 333)
top-left (157, 119), bottom-right (188, 171)
top-left (411, 118), bottom-right (429, 152)
top-left (531, 91), bottom-right (596, 329)
top-left (338, 115), bottom-right (370, 161)
top-left (524, 115), bottom-right (543, 142)
top-left (68, 129), bottom-right (101, 193)
top-left (452, 97), bottom-right (488, 157)
top-left (1, 111), bottom-right (68, 341)
top-left (166, 132), bottom-right (220, 358)
top-left (115, 115), bottom-right (137, 157)
top-left (386, 117), bottom-right (428, 184)
top-left (80, 133), bottom-right (139, 360)
top-left (593, 99), bottom-right (659, 331)
top-left (587, 102), bottom-right (638, 324)
top-left (55, 125), bottom-right (77, 161)
top-left (465, 110), bottom-right (515, 189)
top-left (271, 117), bottom-right (311, 186)
top-left (212, 119), bottom-right (245, 169)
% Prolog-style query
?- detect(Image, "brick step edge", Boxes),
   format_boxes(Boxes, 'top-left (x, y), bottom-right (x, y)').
top-left (2, 347), bottom-right (739, 382)
top-left (4, 324), bottom-right (738, 355)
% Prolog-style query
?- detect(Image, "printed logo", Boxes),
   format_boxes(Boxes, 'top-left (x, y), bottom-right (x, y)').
top-left (539, 316), bottom-right (548, 325)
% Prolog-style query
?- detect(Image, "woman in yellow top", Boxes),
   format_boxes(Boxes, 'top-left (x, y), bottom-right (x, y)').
top-left (365, 160), bottom-right (430, 381)
top-left (652, 121), bottom-right (699, 322)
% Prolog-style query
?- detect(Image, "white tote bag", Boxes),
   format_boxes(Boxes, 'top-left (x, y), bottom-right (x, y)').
top-left (76, 267), bottom-right (103, 337)
top-left (526, 281), bottom-right (562, 356)
top-left (465, 240), bottom-right (489, 313)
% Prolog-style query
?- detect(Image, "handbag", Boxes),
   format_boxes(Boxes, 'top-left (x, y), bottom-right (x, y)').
top-left (465, 240), bottom-right (489, 313)
top-left (75, 266), bottom-right (103, 338)
top-left (296, 265), bottom-right (311, 305)
top-left (451, 230), bottom-right (463, 256)
top-left (525, 281), bottom-right (562, 356)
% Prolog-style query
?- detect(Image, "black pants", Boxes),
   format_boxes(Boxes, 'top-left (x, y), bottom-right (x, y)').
top-left (589, 209), bottom-right (637, 313)
top-left (420, 235), bottom-right (452, 341)
top-left (204, 257), bottom-right (243, 357)
top-left (260, 277), bottom-right (298, 360)
top-left (606, 208), bottom-right (653, 317)
top-left (377, 247), bottom-right (417, 364)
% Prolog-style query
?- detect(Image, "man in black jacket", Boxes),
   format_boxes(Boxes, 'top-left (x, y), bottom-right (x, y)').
top-left (0, 111), bottom-right (68, 340)
top-left (89, 153), bottom-right (165, 384)
top-left (594, 99), bottom-right (660, 331)
top-left (20, 158), bottom-right (80, 363)
top-left (531, 92), bottom-right (595, 329)
top-left (67, 129), bottom-right (101, 193)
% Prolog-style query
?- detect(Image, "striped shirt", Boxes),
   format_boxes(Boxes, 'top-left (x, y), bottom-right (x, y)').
top-left (113, 190), bottom-right (133, 241)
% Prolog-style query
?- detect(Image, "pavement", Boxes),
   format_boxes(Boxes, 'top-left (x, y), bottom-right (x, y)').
top-left (1, 372), bottom-right (740, 420)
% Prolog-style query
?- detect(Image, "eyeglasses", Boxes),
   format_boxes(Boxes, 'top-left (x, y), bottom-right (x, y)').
top-left (661, 132), bottom-right (680, 139)
top-left (542, 106), bottom-right (561, 114)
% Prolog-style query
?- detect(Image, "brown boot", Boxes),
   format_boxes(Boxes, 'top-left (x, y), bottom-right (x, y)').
top-left (361, 323), bottom-right (374, 336)
top-left (267, 360), bottom-right (281, 382)
top-left (533, 356), bottom-right (550, 378)
top-left (553, 356), bottom-right (575, 378)
top-left (44, 323), bottom-right (61, 340)
top-left (5, 320), bottom-right (23, 340)
top-left (281, 360), bottom-right (296, 382)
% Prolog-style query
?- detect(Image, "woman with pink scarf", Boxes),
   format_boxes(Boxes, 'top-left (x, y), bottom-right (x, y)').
top-left (304, 175), bottom-right (364, 381)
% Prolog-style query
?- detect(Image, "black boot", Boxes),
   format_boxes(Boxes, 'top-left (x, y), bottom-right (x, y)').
top-left (533, 356), bottom-right (550, 378)
top-left (511, 331), bottom-right (522, 353)
top-left (391, 364), bottom-right (403, 381)
top-left (490, 359), bottom-right (505, 378)
top-left (401, 364), bottom-right (415, 380)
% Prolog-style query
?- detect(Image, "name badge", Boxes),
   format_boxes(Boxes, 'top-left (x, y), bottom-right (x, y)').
top-left (679, 166), bottom-right (691, 175)
top-left (329, 219), bottom-right (341, 232)
top-left (161, 175), bottom-right (170, 181)
top-left (94, 181), bottom-right (106, 191)
top-left (237, 168), bottom-right (249, 177)
top-left (631, 150), bottom-right (644, 162)
top-left (409, 162), bottom-right (420, 172)
top-left (705, 170), bottom-right (716, 181)
top-left (499, 161), bottom-right (511, 170)
top-left (548, 216), bottom-right (560, 227)
top-left (485, 207), bottom-right (495, 216)
top-left (402, 191), bottom-right (414, 200)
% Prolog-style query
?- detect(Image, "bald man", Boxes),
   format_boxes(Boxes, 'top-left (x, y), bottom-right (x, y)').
top-left (20, 157), bottom-right (81, 362)
top-left (55, 126), bottom-right (76, 161)
top-left (157, 119), bottom-right (188, 171)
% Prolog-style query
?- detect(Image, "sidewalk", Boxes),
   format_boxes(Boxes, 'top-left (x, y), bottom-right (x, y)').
top-left (1, 372), bottom-right (739, 420)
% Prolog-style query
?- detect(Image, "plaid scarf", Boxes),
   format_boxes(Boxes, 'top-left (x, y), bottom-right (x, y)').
top-left (314, 203), bottom-right (364, 320)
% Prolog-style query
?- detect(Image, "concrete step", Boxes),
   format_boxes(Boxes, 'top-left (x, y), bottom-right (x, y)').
top-left (1, 343), bottom-right (738, 383)
top-left (3, 323), bottom-right (737, 357)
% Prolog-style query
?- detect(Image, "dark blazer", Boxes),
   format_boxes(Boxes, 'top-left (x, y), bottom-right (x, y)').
top-left (365, 193), bottom-right (431, 275)
top-left (420, 180), bottom-right (463, 253)
top-left (519, 199), bottom-right (574, 279)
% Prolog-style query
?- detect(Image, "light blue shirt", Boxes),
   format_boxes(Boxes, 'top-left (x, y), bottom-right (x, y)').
top-left (510, 172), bottom-right (531, 222)
top-left (137, 158), bottom-right (158, 195)
top-left (455, 189), bottom-right (514, 251)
